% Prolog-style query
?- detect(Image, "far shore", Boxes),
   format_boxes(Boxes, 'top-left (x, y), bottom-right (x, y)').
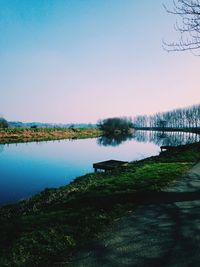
top-left (134, 126), bottom-right (200, 134)
top-left (0, 127), bottom-right (101, 144)
top-left (0, 126), bottom-right (199, 145)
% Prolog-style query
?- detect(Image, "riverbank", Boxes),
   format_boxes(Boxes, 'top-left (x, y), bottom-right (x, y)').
top-left (69, 162), bottom-right (200, 267)
top-left (0, 127), bottom-right (101, 144)
top-left (135, 127), bottom-right (200, 134)
top-left (1, 127), bottom-right (199, 145)
top-left (0, 142), bottom-right (199, 266)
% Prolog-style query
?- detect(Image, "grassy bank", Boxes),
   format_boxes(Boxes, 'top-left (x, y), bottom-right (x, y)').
top-left (0, 127), bottom-right (101, 144)
top-left (0, 142), bottom-right (200, 266)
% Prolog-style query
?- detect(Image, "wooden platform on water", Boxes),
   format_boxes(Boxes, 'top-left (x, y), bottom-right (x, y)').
top-left (93, 160), bottom-right (128, 172)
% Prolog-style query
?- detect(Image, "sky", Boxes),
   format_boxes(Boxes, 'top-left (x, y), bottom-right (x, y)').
top-left (0, 0), bottom-right (200, 123)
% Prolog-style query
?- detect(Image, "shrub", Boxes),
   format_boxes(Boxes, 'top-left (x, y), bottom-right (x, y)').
top-left (97, 117), bottom-right (133, 135)
top-left (0, 118), bottom-right (9, 128)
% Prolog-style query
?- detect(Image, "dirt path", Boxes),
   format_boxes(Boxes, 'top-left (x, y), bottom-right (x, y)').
top-left (66, 163), bottom-right (200, 267)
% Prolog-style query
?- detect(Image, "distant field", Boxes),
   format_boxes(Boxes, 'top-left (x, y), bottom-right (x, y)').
top-left (0, 127), bottom-right (101, 144)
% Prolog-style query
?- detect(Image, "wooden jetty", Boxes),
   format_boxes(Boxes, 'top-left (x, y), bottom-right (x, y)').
top-left (93, 160), bottom-right (128, 172)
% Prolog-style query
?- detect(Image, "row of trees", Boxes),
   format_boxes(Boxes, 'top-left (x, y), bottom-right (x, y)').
top-left (132, 104), bottom-right (200, 129)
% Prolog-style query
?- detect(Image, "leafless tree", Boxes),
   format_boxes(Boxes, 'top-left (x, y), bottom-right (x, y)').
top-left (133, 103), bottom-right (200, 129)
top-left (163, 0), bottom-right (200, 54)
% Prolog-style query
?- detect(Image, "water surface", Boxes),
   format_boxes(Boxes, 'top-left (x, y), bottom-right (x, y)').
top-left (0, 131), bottom-right (199, 206)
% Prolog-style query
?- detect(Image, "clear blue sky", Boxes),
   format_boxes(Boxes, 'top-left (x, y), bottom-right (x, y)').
top-left (0, 0), bottom-right (199, 123)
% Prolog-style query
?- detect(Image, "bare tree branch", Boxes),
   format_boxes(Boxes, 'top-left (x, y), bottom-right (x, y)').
top-left (163, 0), bottom-right (200, 54)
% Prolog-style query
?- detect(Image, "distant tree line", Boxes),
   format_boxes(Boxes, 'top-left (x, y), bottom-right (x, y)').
top-left (132, 104), bottom-right (200, 129)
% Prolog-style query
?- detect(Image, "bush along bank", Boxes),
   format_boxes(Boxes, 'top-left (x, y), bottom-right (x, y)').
top-left (0, 142), bottom-right (199, 266)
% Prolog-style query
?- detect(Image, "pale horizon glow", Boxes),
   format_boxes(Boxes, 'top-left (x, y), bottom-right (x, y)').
top-left (0, 0), bottom-right (200, 124)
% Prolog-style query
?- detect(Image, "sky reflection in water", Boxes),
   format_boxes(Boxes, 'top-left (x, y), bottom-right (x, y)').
top-left (0, 131), bottom-right (199, 206)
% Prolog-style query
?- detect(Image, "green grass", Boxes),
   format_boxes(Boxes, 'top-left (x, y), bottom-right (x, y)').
top-left (0, 142), bottom-right (199, 266)
top-left (142, 142), bottom-right (200, 163)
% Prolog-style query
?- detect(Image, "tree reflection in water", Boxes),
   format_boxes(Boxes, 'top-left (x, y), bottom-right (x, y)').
top-left (0, 145), bottom-right (4, 153)
top-left (97, 133), bottom-right (133, 147)
top-left (97, 131), bottom-right (200, 147)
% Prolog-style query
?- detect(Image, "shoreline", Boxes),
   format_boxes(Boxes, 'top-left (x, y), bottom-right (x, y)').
top-left (0, 127), bottom-right (199, 145)
top-left (134, 127), bottom-right (200, 134)
top-left (0, 141), bottom-right (200, 266)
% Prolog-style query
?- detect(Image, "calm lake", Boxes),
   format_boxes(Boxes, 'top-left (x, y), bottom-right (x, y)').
top-left (0, 130), bottom-right (199, 206)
